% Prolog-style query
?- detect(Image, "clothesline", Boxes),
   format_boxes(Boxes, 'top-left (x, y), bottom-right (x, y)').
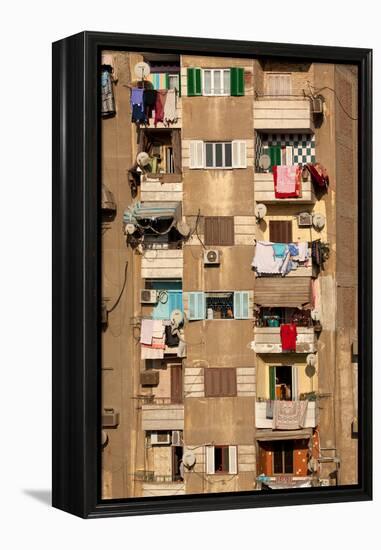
top-left (252, 240), bottom-right (310, 277)
top-left (131, 87), bottom-right (178, 127)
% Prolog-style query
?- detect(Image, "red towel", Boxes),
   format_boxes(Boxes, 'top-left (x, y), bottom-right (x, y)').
top-left (273, 165), bottom-right (301, 198)
top-left (305, 162), bottom-right (329, 189)
top-left (154, 90), bottom-right (167, 126)
top-left (280, 323), bottom-right (297, 351)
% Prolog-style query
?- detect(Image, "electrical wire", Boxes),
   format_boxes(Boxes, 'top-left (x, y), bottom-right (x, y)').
top-left (107, 261), bottom-right (129, 314)
top-left (306, 81), bottom-right (358, 121)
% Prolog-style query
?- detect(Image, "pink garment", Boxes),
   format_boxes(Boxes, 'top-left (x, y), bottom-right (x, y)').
top-left (273, 165), bottom-right (301, 198)
top-left (140, 319), bottom-right (154, 345)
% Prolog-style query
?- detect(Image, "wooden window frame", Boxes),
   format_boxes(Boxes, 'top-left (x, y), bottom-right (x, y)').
top-left (204, 367), bottom-right (237, 397)
top-left (204, 141), bottom-right (233, 169)
top-left (202, 68), bottom-right (230, 96)
top-left (204, 216), bottom-right (234, 246)
top-left (265, 72), bottom-right (292, 96)
top-left (269, 219), bottom-right (293, 243)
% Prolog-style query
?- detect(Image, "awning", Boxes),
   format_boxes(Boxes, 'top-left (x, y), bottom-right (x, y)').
top-left (254, 277), bottom-right (311, 307)
top-left (123, 201), bottom-right (181, 225)
top-left (255, 428), bottom-right (312, 441)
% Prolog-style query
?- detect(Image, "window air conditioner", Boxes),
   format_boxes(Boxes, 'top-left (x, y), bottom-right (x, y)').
top-left (171, 430), bottom-right (183, 447)
top-left (297, 213), bottom-right (313, 227)
top-left (204, 249), bottom-right (220, 265)
top-left (312, 98), bottom-right (323, 114)
top-left (102, 408), bottom-right (120, 428)
top-left (140, 289), bottom-right (158, 304)
top-left (151, 432), bottom-right (171, 445)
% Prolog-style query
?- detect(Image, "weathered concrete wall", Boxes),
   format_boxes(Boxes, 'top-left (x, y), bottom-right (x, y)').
top-left (183, 245), bottom-right (254, 291)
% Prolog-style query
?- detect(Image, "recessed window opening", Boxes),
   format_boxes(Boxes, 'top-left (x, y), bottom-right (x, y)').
top-left (206, 292), bottom-right (234, 319)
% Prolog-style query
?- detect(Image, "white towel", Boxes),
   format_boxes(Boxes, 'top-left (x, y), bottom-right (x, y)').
top-left (140, 319), bottom-right (154, 345)
top-left (298, 241), bottom-right (308, 262)
top-left (163, 89), bottom-right (178, 126)
top-left (252, 241), bottom-right (280, 274)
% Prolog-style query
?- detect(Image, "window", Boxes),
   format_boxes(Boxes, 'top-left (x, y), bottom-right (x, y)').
top-left (269, 365), bottom-right (299, 401)
top-left (206, 445), bottom-right (237, 474)
top-left (204, 368), bottom-right (237, 397)
top-left (147, 280), bottom-right (183, 320)
top-left (273, 441), bottom-right (294, 474)
top-left (204, 217), bottom-right (234, 246)
top-left (185, 291), bottom-right (251, 320)
top-left (187, 67), bottom-right (244, 97)
top-left (265, 73), bottom-right (292, 96)
top-left (167, 74), bottom-right (180, 91)
top-left (269, 220), bottom-right (293, 243)
top-left (202, 69), bottom-right (230, 96)
top-left (205, 142), bottom-right (232, 168)
top-left (257, 307), bottom-right (312, 328)
top-left (189, 140), bottom-right (246, 169)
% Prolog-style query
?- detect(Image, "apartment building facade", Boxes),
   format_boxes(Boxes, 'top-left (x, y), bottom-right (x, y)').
top-left (101, 50), bottom-right (358, 498)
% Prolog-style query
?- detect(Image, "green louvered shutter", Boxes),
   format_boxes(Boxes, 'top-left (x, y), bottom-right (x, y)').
top-left (234, 291), bottom-right (250, 319)
top-left (187, 68), bottom-right (202, 96)
top-left (269, 366), bottom-right (276, 400)
top-left (187, 292), bottom-right (205, 320)
top-left (165, 73), bottom-right (170, 90)
top-left (230, 67), bottom-right (245, 96)
top-left (269, 146), bottom-right (281, 168)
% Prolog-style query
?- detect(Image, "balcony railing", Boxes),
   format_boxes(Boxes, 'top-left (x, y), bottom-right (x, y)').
top-left (135, 470), bottom-right (183, 483)
top-left (254, 172), bottom-right (315, 203)
top-left (253, 97), bottom-right (313, 132)
top-left (253, 326), bottom-right (316, 353)
top-left (255, 400), bottom-right (317, 428)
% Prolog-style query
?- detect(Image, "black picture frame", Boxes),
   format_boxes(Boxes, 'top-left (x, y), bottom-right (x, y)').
top-left (52, 31), bottom-right (372, 519)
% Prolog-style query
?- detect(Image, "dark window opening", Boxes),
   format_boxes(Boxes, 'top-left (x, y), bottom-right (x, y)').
top-left (172, 445), bottom-right (183, 481)
top-left (269, 220), bottom-right (293, 243)
top-left (136, 218), bottom-right (183, 249)
top-left (215, 446), bottom-right (230, 473)
top-left (139, 129), bottom-right (182, 175)
top-left (256, 307), bottom-right (312, 327)
top-left (206, 292), bottom-right (234, 319)
top-left (273, 441), bottom-right (294, 474)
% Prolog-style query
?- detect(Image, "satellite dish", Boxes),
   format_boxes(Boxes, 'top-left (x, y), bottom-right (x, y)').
top-left (312, 212), bottom-right (326, 230)
top-left (259, 153), bottom-right (271, 171)
top-left (125, 223), bottom-right (136, 235)
top-left (101, 430), bottom-right (108, 447)
top-left (311, 308), bottom-right (320, 321)
top-left (182, 451), bottom-right (196, 469)
top-left (307, 353), bottom-right (317, 367)
top-left (170, 309), bottom-right (184, 328)
top-left (137, 151), bottom-right (151, 167)
top-left (134, 61), bottom-right (150, 80)
top-left (177, 220), bottom-right (191, 237)
top-left (255, 203), bottom-right (267, 220)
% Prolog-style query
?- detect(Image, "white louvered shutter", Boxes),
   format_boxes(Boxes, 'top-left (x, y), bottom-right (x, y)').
top-left (228, 446), bottom-right (238, 474)
top-left (185, 292), bottom-right (205, 321)
top-left (206, 446), bottom-right (215, 474)
top-left (292, 366), bottom-right (299, 401)
top-left (285, 146), bottom-right (294, 166)
top-left (232, 140), bottom-right (247, 168)
top-left (189, 140), bottom-right (204, 169)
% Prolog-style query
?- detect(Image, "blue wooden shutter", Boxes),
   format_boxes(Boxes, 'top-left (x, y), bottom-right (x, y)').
top-left (187, 292), bottom-right (205, 320)
top-left (153, 290), bottom-right (183, 320)
top-left (234, 291), bottom-right (250, 319)
top-left (169, 291), bottom-right (183, 314)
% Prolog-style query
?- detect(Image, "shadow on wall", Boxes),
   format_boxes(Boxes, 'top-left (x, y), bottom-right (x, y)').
top-left (23, 489), bottom-right (51, 507)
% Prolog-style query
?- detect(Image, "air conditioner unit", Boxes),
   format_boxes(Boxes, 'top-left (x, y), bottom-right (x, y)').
top-left (102, 408), bottom-right (120, 428)
top-left (171, 430), bottom-right (183, 447)
top-left (298, 213), bottom-right (313, 227)
top-left (204, 249), bottom-right (220, 265)
top-left (312, 97), bottom-right (323, 114)
top-left (140, 289), bottom-right (158, 304)
top-left (151, 432), bottom-right (171, 445)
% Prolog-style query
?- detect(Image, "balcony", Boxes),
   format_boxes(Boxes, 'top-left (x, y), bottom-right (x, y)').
top-left (141, 400), bottom-right (184, 430)
top-left (255, 400), bottom-right (317, 429)
top-left (253, 98), bottom-right (313, 132)
top-left (141, 249), bottom-right (183, 279)
top-left (140, 177), bottom-right (183, 202)
top-left (252, 326), bottom-right (316, 353)
top-left (254, 172), bottom-right (315, 204)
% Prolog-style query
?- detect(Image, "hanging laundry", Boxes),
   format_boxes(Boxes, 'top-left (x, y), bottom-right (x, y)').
top-left (280, 323), bottom-right (297, 351)
top-left (163, 89), bottom-right (178, 126)
top-left (154, 90), bottom-right (168, 126)
top-left (272, 243), bottom-right (287, 258)
top-left (266, 400), bottom-right (274, 419)
top-left (140, 319), bottom-right (154, 345)
top-left (131, 87), bottom-right (146, 124)
top-left (288, 243), bottom-right (299, 257)
top-left (101, 54), bottom-right (118, 81)
top-left (298, 241), bottom-right (309, 262)
top-left (101, 69), bottom-right (116, 117)
top-left (272, 400), bottom-right (308, 430)
top-left (143, 89), bottom-right (156, 122)
top-left (273, 165), bottom-right (301, 198)
top-left (165, 325), bottom-right (180, 347)
top-left (252, 241), bottom-right (280, 275)
top-left (305, 163), bottom-right (329, 191)
top-left (141, 319), bottom-right (166, 358)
